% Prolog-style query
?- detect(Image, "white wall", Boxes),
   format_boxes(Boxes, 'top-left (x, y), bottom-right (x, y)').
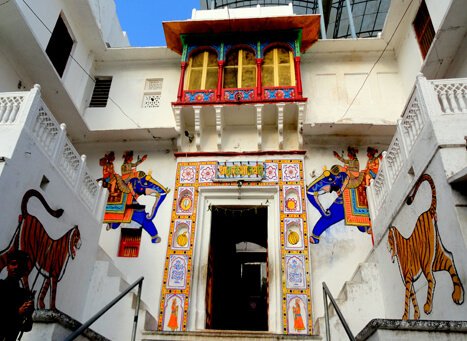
top-left (83, 59), bottom-right (179, 131)
top-left (0, 131), bottom-right (102, 320)
top-left (302, 50), bottom-right (404, 125)
top-left (375, 153), bottom-right (467, 321)
top-left (0, 48), bottom-right (28, 92)
top-left (78, 141), bottom-right (177, 321)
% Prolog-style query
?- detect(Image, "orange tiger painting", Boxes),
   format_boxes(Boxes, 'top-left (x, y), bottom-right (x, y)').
top-left (0, 190), bottom-right (81, 310)
top-left (388, 174), bottom-right (464, 320)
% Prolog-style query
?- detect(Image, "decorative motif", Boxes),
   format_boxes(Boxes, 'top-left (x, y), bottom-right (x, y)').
top-left (286, 255), bottom-right (306, 289)
top-left (0, 190), bottom-right (80, 310)
top-left (180, 166), bottom-right (196, 183)
top-left (162, 294), bottom-right (184, 331)
top-left (224, 89), bottom-right (255, 101)
top-left (100, 151), bottom-right (170, 244)
top-left (143, 94), bottom-right (161, 108)
top-left (199, 164), bottom-right (216, 183)
top-left (215, 161), bottom-right (264, 182)
top-left (283, 185), bottom-right (302, 214)
top-left (388, 174), bottom-right (464, 320)
top-left (286, 294), bottom-right (308, 334)
top-left (264, 162), bottom-right (279, 182)
top-left (176, 187), bottom-right (195, 215)
top-left (264, 87), bottom-right (295, 100)
top-left (167, 255), bottom-right (188, 289)
top-left (307, 147), bottom-right (381, 244)
top-left (282, 163), bottom-right (300, 182)
top-left (184, 90), bottom-right (215, 103)
top-left (284, 218), bottom-right (304, 250)
top-left (172, 220), bottom-right (192, 250)
top-left (159, 159), bottom-right (311, 334)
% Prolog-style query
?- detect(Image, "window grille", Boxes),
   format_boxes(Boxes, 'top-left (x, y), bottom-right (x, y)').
top-left (89, 77), bottom-right (112, 107)
top-left (143, 78), bottom-right (163, 108)
top-left (118, 228), bottom-right (142, 257)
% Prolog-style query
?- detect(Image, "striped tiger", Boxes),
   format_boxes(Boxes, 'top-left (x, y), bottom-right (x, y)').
top-left (0, 189), bottom-right (81, 310)
top-left (388, 174), bottom-right (464, 320)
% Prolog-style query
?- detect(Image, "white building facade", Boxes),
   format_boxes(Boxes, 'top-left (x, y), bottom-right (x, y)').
top-left (0, 0), bottom-right (466, 340)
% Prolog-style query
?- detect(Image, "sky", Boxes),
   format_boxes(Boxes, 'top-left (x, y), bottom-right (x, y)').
top-left (114, 0), bottom-right (201, 47)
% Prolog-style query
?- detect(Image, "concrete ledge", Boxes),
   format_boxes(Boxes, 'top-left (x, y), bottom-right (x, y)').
top-left (32, 310), bottom-right (110, 341)
top-left (143, 330), bottom-right (322, 340)
top-left (356, 319), bottom-right (467, 341)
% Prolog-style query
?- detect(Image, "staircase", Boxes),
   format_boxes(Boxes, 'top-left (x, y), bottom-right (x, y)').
top-left (82, 247), bottom-right (156, 341)
top-left (315, 254), bottom-right (385, 340)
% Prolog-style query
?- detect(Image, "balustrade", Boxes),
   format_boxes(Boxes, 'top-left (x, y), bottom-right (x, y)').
top-left (368, 75), bottom-right (467, 213)
top-left (0, 85), bottom-right (104, 217)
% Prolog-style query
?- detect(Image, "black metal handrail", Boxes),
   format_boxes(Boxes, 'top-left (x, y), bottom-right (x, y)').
top-left (65, 276), bottom-right (144, 341)
top-left (322, 281), bottom-right (355, 341)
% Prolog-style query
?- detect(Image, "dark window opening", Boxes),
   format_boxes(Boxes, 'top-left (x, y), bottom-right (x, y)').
top-left (413, 0), bottom-right (435, 59)
top-left (206, 205), bottom-right (268, 331)
top-left (118, 228), bottom-right (142, 257)
top-left (89, 77), bottom-right (112, 107)
top-left (46, 15), bottom-right (74, 77)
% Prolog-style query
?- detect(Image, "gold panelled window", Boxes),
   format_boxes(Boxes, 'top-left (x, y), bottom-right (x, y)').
top-left (262, 47), bottom-right (295, 87)
top-left (186, 50), bottom-right (218, 90)
top-left (223, 49), bottom-right (256, 88)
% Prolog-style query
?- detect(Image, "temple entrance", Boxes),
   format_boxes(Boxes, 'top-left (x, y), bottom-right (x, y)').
top-left (205, 205), bottom-right (268, 331)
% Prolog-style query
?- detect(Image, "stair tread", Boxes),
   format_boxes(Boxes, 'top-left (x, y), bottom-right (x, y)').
top-left (143, 330), bottom-right (322, 340)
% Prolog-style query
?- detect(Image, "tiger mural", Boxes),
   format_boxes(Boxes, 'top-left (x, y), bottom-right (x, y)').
top-left (0, 189), bottom-right (81, 310)
top-left (388, 174), bottom-right (464, 320)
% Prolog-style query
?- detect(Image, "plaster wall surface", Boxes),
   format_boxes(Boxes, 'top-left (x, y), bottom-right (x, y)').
top-left (374, 154), bottom-right (467, 322)
top-left (77, 139), bottom-right (388, 335)
top-left (78, 142), bottom-right (178, 322)
top-left (366, 329), bottom-right (467, 341)
top-left (302, 51), bottom-right (404, 125)
top-left (15, 0), bottom-right (96, 114)
top-left (0, 48), bottom-right (25, 92)
top-left (84, 61), bottom-right (179, 132)
top-left (0, 131), bottom-right (102, 321)
top-left (88, 0), bottom-right (129, 47)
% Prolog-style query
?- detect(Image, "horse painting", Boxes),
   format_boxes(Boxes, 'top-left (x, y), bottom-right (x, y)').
top-left (104, 171), bottom-right (170, 243)
top-left (306, 165), bottom-right (370, 244)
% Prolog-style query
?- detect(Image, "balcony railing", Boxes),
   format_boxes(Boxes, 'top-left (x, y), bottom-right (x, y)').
top-left (0, 85), bottom-right (107, 219)
top-left (180, 85), bottom-right (303, 105)
top-left (367, 75), bottom-right (467, 241)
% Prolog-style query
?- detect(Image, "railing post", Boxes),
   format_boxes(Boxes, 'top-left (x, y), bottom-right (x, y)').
top-left (75, 155), bottom-right (87, 191)
top-left (22, 84), bottom-right (42, 129)
top-left (131, 280), bottom-right (143, 341)
top-left (53, 123), bottom-right (67, 163)
top-left (323, 283), bottom-right (331, 341)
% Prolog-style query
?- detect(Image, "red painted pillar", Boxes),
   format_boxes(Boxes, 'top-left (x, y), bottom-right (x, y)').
top-left (256, 58), bottom-right (263, 100)
top-left (217, 60), bottom-right (224, 101)
top-left (294, 56), bottom-right (303, 98)
top-left (177, 62), bottom-right (188, 102)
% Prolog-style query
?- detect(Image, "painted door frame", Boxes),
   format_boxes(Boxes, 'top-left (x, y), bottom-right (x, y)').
top-left (188, 185), bottom-right (282, 333)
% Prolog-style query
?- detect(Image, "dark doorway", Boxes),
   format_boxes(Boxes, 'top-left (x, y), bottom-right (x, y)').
top-left (206, 205), bottom-right (268, 331)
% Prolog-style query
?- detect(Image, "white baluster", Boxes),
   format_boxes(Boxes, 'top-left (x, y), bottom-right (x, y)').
top-left (75, 154), bottom-right (87, 191)
top-left (53, 123), bottom-right (67, 163)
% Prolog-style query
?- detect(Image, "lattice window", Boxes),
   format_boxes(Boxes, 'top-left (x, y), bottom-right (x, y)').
top-left (142, 78), bottom-right (163, 108)
top-left (118, 228), bottom-right (142, 257)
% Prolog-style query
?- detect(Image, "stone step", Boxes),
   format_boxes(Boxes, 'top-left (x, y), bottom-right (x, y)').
top-left (142, 330), bottom-right (323, 341)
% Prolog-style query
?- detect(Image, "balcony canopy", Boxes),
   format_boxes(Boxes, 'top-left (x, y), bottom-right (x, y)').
top-left (163, 15), bottom-right (320, 55)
